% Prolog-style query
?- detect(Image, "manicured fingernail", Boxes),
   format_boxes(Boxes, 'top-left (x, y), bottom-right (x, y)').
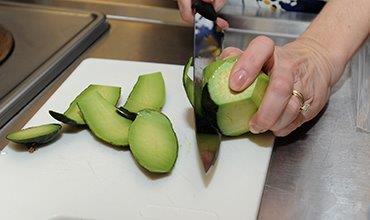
top-left (216, 18), bottom-right (229, 29)
top-left (229, 69), bottom-right (248, 91)
top-left (249, 123), bottom-right (266, 134)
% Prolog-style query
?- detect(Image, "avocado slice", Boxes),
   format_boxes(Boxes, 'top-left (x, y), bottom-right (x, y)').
top-left (6, 123), bottom-right (62, 151)
top-left (123, 72), bottom-right (165, 113)
top-left (182, 57), bottom-right (236, 108)
top-left (128, 109), bottom-right (178, 173)
top-left (49, 84), bottom-right (121, 126)
top-left (182, 57), bottom-right (194, 107)
top-left (205, 58), bottom-right (269, 136)
top-left (77, 92), bottom-right (132, 147)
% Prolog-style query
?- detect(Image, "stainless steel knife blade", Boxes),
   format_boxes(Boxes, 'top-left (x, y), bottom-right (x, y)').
top-left (193, 11), bottom-right (223, 173)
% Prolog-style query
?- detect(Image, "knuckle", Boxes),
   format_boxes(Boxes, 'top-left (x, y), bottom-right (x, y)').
top-left (180, 13), bottom-right (191, 22)
top-left (280, 58), bottom-right (298, 73)
top-left (254, 113), bottom-right (274, 129)
top-left (252, 36), bottom-right (274, 47)
top-left (270, 77), bottom-right (292, 96)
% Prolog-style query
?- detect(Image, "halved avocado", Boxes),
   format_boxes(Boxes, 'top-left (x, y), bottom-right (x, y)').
top-left (123, 72), bottom-right (165, 113)
top-left (205, 58), bottom-right (269, 136)
top-left (49, 84), bottom-right (121, 126)
top-left (182, 57), bottom-right (236, 108)
top-left (6, 123), bottom-right (62, 150)
top-left (128, 109), bottom-right (178, 173)
top-left (77, 92), bottom-right (132, 147)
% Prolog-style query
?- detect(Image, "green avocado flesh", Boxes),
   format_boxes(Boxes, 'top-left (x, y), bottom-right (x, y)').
top-left (182, 57), bottom-right (235, 107)
top-left (6, 123), bottom-right (62, 145)
top-left (207, 59), bottom-right (269, 136)
top-left (123, 72), bottom-right (165, 113)
top-left (78, 92), bottom-right (132, 147)
top-left (182, 57), bottom-right (194, 107)
top-left (49, 84), bottom-right (121, 125)
top-left (128, 109), bottom-right (178, 173)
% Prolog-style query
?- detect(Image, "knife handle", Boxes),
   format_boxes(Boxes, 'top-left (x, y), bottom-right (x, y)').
top-left (191, 0), bottom-right (217, 22)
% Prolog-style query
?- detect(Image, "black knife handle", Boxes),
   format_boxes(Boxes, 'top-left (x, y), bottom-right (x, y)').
top-left (191, 0), bottom-right (217, 22)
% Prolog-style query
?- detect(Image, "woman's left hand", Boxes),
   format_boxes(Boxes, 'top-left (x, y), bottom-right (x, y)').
top-left (221, 36), bottom-right (344, 136)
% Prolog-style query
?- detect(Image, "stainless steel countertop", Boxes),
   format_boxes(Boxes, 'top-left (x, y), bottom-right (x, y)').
top-left (1, 1), bottom-right (369, 219)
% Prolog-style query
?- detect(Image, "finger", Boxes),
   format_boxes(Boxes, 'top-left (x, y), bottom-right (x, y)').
top-left (270, 95), bottom-right (301, 131)
top-left (249, 56), bottom-right (295, 134)
top-left (216, 17), bottom-right (229, 29)
top-left (229, 36), bottom-right (275, 92)
top-left (273, 114), bottom-right (304, 137)
top-left (219, 47), bottom-right (243, 59)
top-left (178, 0), bottom-right (194, 23)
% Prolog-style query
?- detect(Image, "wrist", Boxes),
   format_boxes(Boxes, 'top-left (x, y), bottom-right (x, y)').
top-left (295, 35), bottom-right (347, 86)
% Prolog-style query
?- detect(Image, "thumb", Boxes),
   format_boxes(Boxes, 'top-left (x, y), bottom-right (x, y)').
top-left (229, 36), bottom-right (275, 91)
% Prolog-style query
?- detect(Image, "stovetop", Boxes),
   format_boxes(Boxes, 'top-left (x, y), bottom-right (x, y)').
top-left (0, 1), bottom-right (108, 127)
top-left (0, 24), bottom-right (13, 64)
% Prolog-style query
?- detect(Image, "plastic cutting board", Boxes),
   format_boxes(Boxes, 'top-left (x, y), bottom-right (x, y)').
top-left (0, 58), bottom-right (274, 220)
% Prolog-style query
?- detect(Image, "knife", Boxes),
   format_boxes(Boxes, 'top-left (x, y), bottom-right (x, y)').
top-left (192, 0), bottom-right (224, 173)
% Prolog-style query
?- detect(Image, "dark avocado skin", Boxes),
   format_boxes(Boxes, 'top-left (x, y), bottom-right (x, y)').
top-left (201, 84), bottom-right (220, 132)
top-left (49, 110), bottom-right (80, 126)
top-left (6, 124), bottom-right (62, 146)
top-left (116, 107), bottom-right (137, 121)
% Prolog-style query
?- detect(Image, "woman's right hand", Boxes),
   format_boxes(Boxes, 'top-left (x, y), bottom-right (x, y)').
top-left (177, 0), bottom-right (229, 28)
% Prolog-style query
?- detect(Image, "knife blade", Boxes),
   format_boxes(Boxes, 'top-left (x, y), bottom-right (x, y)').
top-left (193, 1), bottom-right (224, 173)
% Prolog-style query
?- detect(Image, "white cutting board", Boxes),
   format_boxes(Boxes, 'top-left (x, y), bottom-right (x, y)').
top-left (0, 58), bottom-right (274, 220)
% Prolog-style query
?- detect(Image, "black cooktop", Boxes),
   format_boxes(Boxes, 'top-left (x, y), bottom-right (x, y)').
top-left (0, 24), bottom-right (14, 64)
top-left (0, 1), bottom-right (109, 127)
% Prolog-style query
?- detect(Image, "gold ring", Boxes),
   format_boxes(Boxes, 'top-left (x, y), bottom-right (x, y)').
top-left (292, 90), bottom-right (310, 113)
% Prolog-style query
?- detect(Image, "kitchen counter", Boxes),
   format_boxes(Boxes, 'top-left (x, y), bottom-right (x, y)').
top-left (1, 1), bottom-right (369, 219)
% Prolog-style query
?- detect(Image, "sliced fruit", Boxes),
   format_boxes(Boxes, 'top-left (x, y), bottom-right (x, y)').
top-left (49, 84), bottom-right (121, 125)
top-left (182, 57), bottom-right (194, 107)
top-left (6, 123), bottom-right (62, 146)
top-left (77, 92), bottom-right (132, 147)
top-left (182, 57), bottom-right (236, 108)
top-left (202, 58), bottom-right (229, 84)
top-left (128, 109), bottom-right (178, 173)
top-left (204, 58), bottom-right (269, 136)
top-left (123, 72), bottom-right (165, 113)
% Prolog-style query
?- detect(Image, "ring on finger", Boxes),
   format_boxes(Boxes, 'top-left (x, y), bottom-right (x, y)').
top-left (292, 89), bottom-right (310, 113)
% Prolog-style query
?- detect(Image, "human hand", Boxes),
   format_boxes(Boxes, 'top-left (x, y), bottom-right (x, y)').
top-left (221, 36), bottom-right (344, 136)
top-left (177, 0), bottom-right (229, 29)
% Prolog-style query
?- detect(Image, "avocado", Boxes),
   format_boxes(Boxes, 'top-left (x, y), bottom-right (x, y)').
top-left (206, 58), bottom-right (269, 136)
top-left (183, 57), bottom-right (269, 136)
top-left (6, 123), bottom-right (62, 150)
top-left (182, 57), bottom-right (195, 107)
top-left (49, 84), bottom-right (121, 126)
top-left (77, 92), bottom-right (132, 147)
top-left (128, 109), bottom-right (178, 173)
top-left (123, 72), bottom-right (165, 113)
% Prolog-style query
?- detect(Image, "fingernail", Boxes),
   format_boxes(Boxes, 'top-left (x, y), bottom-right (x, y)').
top-left (249, 123), bottom-right (266, 134)
top-left (216, 18), bottom-right (229, 29)
top-left (229, 69), bottom-right (248, 91)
